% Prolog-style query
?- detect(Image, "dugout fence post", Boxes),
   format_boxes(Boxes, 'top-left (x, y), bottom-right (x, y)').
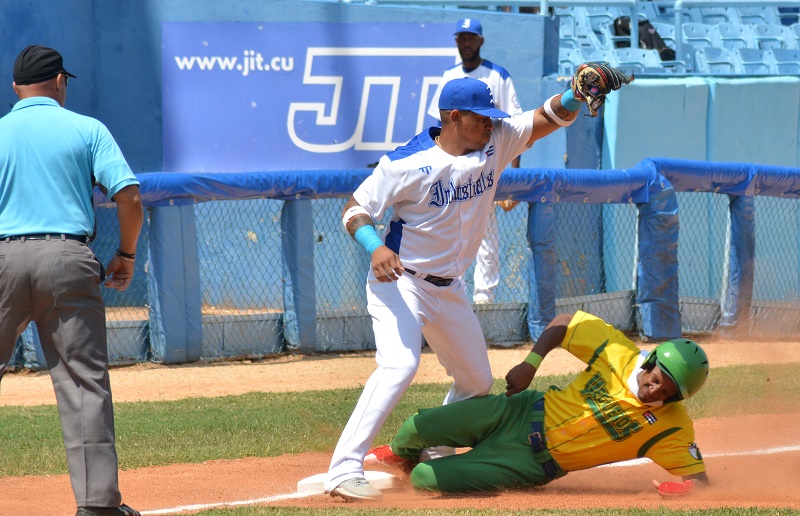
top-left (720, 194), bottom-right (756, 338)
top-left (634, 168), bottom-right (682, 340)
top-left (281, 199), bottom-right (317, 353)
top-left (147, 205), bottom-right (203, 363)
top-left (526, 202), bottom-right (558, 341)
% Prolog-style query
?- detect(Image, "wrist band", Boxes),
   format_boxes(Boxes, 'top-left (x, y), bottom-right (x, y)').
top-left (523, 351), bottom-right (544, 369)
top-left (354, 225), bottom-right (384, 255)
top-left (544, 95), bottom-right (576, 127)
top-left (116, 249), bottom-right (136, 260)
top-left (560, 87), bottom-right (583, 111)
top-left (342, 205), bottom-right (370, 229)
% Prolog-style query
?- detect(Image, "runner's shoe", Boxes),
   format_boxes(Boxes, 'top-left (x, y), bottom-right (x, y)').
top-left (366, 445), bottom-right (417, 473)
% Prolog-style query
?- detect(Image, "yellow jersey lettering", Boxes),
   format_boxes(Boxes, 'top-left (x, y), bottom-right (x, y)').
top-left (581, 372), bottom-right (643, 441)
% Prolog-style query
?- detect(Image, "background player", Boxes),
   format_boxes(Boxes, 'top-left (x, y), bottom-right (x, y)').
top-left (376, 310), bottom-right (710, 495)
top-left (427, 18), bottom-right (523, 304)
top-left (0, 45), bottom-right (142, 516)
top-left (326, 63), bottom-right (631, 501)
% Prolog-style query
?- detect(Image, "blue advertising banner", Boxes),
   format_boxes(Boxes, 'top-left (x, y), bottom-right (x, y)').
top-left (162, 22), bottom-right (457, 172)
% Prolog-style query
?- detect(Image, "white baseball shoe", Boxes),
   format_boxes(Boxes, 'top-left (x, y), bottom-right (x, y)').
top-left (330, 477), bottom-right (383, 501)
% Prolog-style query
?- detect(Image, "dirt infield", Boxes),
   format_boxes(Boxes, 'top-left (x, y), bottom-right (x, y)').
top-left (2, 340), bottom-right (800, 515)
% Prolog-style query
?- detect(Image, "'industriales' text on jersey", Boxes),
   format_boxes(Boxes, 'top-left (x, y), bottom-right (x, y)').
top-left (428, 169), bottom-right (495, 208)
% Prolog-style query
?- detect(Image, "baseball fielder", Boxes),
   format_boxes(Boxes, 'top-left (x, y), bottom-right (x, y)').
top-left (428, 18), bottom-right (524, 304)
top-left (327, 63), bottom-right (633, 501)
top-left (375, 311), bottom-right (710, 495)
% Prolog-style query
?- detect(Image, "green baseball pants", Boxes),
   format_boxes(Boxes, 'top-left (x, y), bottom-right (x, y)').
top-left (392, 389), bottom-right (565, 493)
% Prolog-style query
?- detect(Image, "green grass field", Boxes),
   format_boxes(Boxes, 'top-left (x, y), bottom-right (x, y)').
top-left (2, 363), bottom-right (798, 515)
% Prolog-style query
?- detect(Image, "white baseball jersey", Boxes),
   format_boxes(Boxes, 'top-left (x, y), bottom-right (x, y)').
top-left (353, 114), bottom-right (534, 279)
top-left (428, 60), bottom-right (523, 121)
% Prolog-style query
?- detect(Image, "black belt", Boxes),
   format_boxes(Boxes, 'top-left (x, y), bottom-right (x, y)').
top-left (404, 268), bottom-right (454, 287)
top-left (529, 397), bottom-right (561, 480)
top-left (2, 234), bottom-right (90, 244)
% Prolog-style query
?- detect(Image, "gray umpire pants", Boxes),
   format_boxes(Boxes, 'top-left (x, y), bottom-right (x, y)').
top-left (0, 238), bottom-right (122, 508)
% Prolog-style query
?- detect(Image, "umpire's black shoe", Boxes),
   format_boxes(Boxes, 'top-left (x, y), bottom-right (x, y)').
top-left (76, 504), bottom-right (140, 516)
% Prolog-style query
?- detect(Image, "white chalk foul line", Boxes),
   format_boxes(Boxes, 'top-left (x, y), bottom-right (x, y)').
top-left (598, 443), bottom-right (800, 468)
top-left (139, 444), bottom-right (800, 515)
top-left (140, 490), bottom-right (321, 515)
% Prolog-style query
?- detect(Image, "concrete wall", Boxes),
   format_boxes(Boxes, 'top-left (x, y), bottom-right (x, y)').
top-left (602, 76), bottom-right (800, 169)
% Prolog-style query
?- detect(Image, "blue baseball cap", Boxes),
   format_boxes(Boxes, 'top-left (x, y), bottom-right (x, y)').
top-left (454, 18), bottom-right (482, 36)
top-left (438, 78), bottom-right (510, 118)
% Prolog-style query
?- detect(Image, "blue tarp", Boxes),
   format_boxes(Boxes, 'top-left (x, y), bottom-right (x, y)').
top-left (94, 159), bottom-right (800, 342)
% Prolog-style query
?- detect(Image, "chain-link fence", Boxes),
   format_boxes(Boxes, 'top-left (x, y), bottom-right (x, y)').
top-left (676, 192), bottom-right (730, 333)
top-left (195, 199), bottom-right (284, 358)
top-left (93, 207), bottom-right (151, 363)
top-left (751, 195), bottom-right (800, 338)
top-left (10, 171), bottom-right (800, 368)
top-left (552, 203), bottom-right (638, 331)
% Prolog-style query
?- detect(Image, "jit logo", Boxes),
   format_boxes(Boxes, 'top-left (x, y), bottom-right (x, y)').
top-left (287, 46), bottom-right (458, 153)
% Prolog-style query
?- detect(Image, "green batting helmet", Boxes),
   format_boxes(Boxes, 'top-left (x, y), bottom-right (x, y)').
top-left (643, 338), bottom-right (709, 400)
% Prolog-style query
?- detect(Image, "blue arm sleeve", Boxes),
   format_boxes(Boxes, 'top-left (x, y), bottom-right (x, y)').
top-left (354, 225), bottom-right (383, 255)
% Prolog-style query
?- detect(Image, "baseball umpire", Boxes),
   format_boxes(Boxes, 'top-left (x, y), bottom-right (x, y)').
top-left (0, 45), bottom-right (142, 516)
top-left (328, 63), bottom-right (633, 500)
top-left (372, 310), bottom-right (710, 495)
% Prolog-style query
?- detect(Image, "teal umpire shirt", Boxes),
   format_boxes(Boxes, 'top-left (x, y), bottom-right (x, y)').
top-left (0, 97), bottom-right (138, 237)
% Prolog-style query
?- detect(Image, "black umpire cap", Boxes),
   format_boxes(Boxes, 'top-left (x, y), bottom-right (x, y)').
top-left (13, 45), bottom-right (76, 85)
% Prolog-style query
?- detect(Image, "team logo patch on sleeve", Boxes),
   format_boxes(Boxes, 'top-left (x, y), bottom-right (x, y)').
top-left (643, 411), bottom-right (657, 425)
top-left (689, 443), bottom-right (703, 460)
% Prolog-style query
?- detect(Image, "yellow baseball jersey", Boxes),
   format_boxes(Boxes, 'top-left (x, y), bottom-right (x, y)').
top-left (543, 311), bottom-right (705, 477)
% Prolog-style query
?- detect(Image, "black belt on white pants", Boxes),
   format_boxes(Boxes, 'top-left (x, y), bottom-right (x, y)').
top-left (404, 268), bottom-right (454, 287)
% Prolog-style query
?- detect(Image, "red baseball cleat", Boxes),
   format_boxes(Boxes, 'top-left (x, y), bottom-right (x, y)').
top-left (366, 445), bottom-right (417, 473)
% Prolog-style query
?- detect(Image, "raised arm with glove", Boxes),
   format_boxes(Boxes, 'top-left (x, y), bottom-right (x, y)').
top-left (571, 62), bottom-right (634, 117)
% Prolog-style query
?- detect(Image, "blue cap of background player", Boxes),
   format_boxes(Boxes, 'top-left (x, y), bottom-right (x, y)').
top-left (439, 78), bottom-right (510, 118)
top-left (454, 18), bottom-right (482, 36)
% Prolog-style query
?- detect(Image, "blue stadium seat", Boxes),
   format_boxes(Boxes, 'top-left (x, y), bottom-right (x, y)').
top-left (556, 7), bottom-right (607, 50)
top-left (790, 23), bottom-right (800, 48)
top-left (778, 7), bottom-right (800, 26)
top-left (583, 6), bottom-right (624, 34)
top-left (695, 46), bottom-right (744, 75)
top-left (768, 48), bottom-right (800, 74)
top-left (637, 1), bottom-right (672, 24)
top-left (753, 23), bottom-right (798, 50)
top-left (699, 7), bottom-right (741, 25)
top-left (737, 6), bottom-right (781, 25)
top-left (651, 21), bottom-right (676, 49)
top-left (682, 22), bottom-right (724, 49)
top-left (613, 47), bottom-right (670, 75)
top-left (634, 20), bottom-right (691, 73)
top-left (736, 48), bottom-right (773, 74)
top-left (669, 42), bottom-right (697, 73)
top-left (558, 47), bottom-right (584, 76)
top-left (580, 47), bottom-right (618, 65)
top-left (716, 23), bottom-right (758, 50)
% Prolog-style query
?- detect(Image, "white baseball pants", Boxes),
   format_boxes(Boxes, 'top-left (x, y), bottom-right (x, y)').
top-left (325, 272), bottom-right (494, 491)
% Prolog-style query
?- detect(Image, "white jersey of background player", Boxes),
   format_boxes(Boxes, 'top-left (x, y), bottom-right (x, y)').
top-left (428, 18), bottom-right (523, 304)
top-left (327, 77), bottom-right (585, 501)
